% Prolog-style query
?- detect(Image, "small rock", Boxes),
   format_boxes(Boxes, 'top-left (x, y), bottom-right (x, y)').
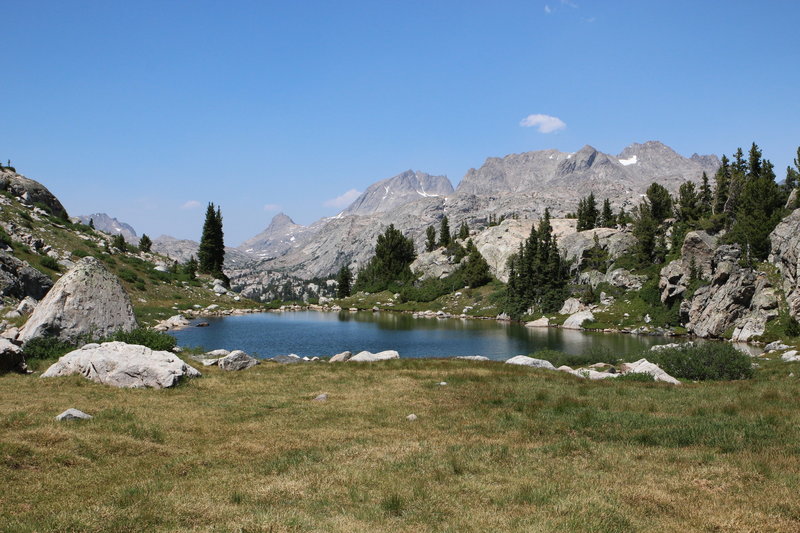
top-left (55, 408), bottom-right (93, 421)
top-left (454, 355), bottom-right (489, 361)
top-left (525, 317), bottom-right (550, 328)
top-left (436, 382), bottom-right (447, 386)
top-left (195, 322), bottom-right (209, 328)
top-left (313, 393), bottom-right (328, 402)
top-left (780, 350), bottom-right (800, 362)
top-left (406, 414), bottom-right (418, 421)
top-left (270, 354), bottom-right (303, 364)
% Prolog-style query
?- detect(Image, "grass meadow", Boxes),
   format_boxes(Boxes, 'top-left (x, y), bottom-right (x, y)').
top-left (2, 357), bottom-right (800, 532)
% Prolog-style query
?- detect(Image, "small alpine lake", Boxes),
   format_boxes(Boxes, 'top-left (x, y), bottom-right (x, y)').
top-left (169, 310), bottom-right (700, 361)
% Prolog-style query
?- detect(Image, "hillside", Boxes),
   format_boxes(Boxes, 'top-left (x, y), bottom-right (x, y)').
top-left (0, 169), bottom-right (258, 327)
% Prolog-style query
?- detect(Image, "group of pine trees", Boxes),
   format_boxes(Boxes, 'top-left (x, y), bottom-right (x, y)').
top-left (425, 216), bottom-right (470, 252)
top-left (505, 209), bottom-right (569, 317)
top-left (573, 193), bottom-right (629, 231)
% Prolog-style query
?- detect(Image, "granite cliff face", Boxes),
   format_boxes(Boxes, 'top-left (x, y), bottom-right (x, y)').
top-left (0, 169), bottom-right (68, 219)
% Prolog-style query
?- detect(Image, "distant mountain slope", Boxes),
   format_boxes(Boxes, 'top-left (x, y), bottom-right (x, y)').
top-left (227, 140), bottom-right (721, 286)
top-left (455, 141), bottom-right (719, 197)
top-left (343, 170), bottom-right (453, 216)
top-left (75, 213), bottom-right (139, 244)
top-left (152, 235), bottom-right (251, 266)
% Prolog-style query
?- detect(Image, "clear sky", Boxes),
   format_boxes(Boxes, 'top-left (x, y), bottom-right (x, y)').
top-left (2, 1), bottom-right (799, 245)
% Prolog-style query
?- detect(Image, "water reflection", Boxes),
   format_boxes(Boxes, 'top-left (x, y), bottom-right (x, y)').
top-left (170, 310), bottom-right (694, 361)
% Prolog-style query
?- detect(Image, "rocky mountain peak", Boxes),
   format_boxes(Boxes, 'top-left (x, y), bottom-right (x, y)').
top-left (267, 212), bottom-right (297, 230)
top-left (75, 213), bottom-right (138, 244)
top-left (342, 170), bottom-right (453, 216)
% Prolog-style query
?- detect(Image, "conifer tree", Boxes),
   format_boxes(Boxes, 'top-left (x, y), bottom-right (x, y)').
top-left (783, 146), bottom-right (800, 202)
top-left (458, 221), bottom-right (469, 240)
top-left (183, 255), bottom-right (198, 279)
top-left (88, 218), bottom-right (95, 229)
top-left (576, 193), bottom-right (598, 231)
top-left (675, 181), bottom-right (700, 223)
top-left (599, 198), bottom-right (615, 228)
top-left (438, 216), bottom-right (451, 247)
top-left (645, 183), bottom-right (672, 223)
top-left (714, 155), bottom-right (731, 215)
top-left (198, 202), bottom-right (225, 276)
top-left (353, 224), bottom-right (416, 292)
top-left (336, 265), bottom-right (352, 298)
top-left (139, 234), bottom-right (152, 253)
top-left (460, 239), bottom-right (491, 288)
top-left (699, 172), bottom-right (713, 216)
top-left (425, 225), bottom-right (436, 252)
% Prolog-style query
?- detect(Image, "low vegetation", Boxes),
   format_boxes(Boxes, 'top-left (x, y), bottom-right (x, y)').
top-left (2, 356), bottom-right (799, 531)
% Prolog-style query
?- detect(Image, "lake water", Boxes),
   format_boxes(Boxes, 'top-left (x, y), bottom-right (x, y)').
top-left (169, 311), bottom-right (691, 361)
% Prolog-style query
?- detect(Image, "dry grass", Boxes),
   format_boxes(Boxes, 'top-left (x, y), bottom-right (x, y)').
top-left (2, 358), bottom-right (800, 532)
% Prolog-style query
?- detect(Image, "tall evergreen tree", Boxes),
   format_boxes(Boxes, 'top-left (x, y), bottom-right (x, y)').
top-left (675, 181), bottom-right (700, 223)
top-left (425, 225), bottom-right (437, 252)
top-left (458, 221), bottom-right (470, 240)
top-left (198, 202), bottom-right (225, 276)
top-left (783, 146), bottom-right (800, 202)
top-left (714, 155), bottom-right (731, 215)
top-left (336, 265), bottom-right (352, 298)
top-left (576, 193), bottom-right (598, 231)
top-left (599, 198), bottom-right (615, 228)
top-left (438, 216), bottom-right (451, 247)
top-left (633, 202), bottom-right (659, 265)
top-left (699, 172), bottom-right (713, 216)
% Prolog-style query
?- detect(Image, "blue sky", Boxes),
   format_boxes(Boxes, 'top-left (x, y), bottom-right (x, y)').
top-left (2, 1), bottom-right (799, 245)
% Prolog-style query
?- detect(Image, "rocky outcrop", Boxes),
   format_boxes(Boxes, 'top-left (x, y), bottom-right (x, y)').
top-left (41, 342), bottom-right (201, 388)
top-left (677, 244), bottom-right (777, 341)
top-left (562, 310), bottom-right (595, 330)
top-left (410, 248), bottom-right (461, 280)
top-left (559, 227), bottom-right (637, 270)
top-left (619, 358), bottom-right (681, 385)
top-left (18, 257), bottom-right (137, 344)
top-left (0, 251), bottom-right (53, 300)
top-left (0, 170), bottom-right (69, 219)
top-left (769, 210), bottom-right (800, 320)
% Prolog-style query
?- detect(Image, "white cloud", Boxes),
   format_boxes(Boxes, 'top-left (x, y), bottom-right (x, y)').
top-left (323, 188), bottom-right (362, 209)
top-left (544, 4), bottom-right (552, 13)
top-left (263, 203), bottom-right (281, 212)
top-left (181, 200), bottom-right (201, 210)
top-left (519, 114), bottom-right (566, 133)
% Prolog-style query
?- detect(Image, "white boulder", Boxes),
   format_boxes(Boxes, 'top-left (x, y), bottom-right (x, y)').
top-left (562, 310), bottom-right (595, 330)
top-left (505, 355), bottom-right (556, 370)
top-left (41, 341), bottom-right (201, 388)
top-left (349, 350), bottom-right (399, 362)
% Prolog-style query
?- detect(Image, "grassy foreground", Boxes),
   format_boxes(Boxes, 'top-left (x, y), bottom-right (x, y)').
top-left (2, 358), bottom-right (800, 532)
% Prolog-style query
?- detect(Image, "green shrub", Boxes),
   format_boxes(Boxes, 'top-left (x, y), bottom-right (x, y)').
top-left (23, 337), bottom-right (76, 360)
top-left (105, 328), bottom-right (177, 352)
top-left (0, 227), bottom-right (13, 249)
top-left (118, 268), bottom-right (141, 284)
top-left (73, 249), bottom-right (90, 258)
top-left (649, 343), bottom-right (754, 381)
top-left (39, 255), bottom-right (60, 271)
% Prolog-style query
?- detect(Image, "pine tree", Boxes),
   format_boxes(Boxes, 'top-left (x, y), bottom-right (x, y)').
top-left (425, 225), bottom-right (436, 252)
top-left (699, 172), bottom-right (713, 216)
top-left (438, 216), bottom-right (451, 247)
top-left (198, 202), bottom-right (225, 276)
top-left (617, 207), bottom-right (631, 226)
top-left (646, 183), bottom-right (672, 223)
top-left (600, 198), bottom-right (615, 228)
top-left (353, 224), bottom-right (416, 292)
top-left (460, 239), bottom-right (491, 288)
top-left (783, 146), bottom-right (800, 203)
top-left (336, 265), bottom-right (352, 298)
top-left (458, 221), bottom-right (469, 240)
top-left (576, 194), bottom-right (598, 231)
top-left (111, 234), bottom-right (127, 252)
top-left (88, 218), bottom-right (95, 229)
top-left (714, 155), bottom-right (731, 215)
top-left (139, 234), bottom-right (152, 253)
top-left (675, 181), bottom-right (700, 223)
top-left (183, 256), bottom-right (198, 279)
top-left (583, 233), bottom-right (609, 272)
top-left (633, 202), bottom-right (659, 265)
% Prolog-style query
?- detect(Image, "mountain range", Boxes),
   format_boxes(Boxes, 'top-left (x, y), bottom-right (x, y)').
top-left (78, 141), bottom-right (720, 290)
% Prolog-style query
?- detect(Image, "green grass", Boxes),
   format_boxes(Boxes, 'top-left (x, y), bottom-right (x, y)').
top-left (1, 357), bottom-right (799, 531)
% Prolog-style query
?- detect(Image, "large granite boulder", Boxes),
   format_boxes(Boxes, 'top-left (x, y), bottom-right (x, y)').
top-left (18, 257), bottom-right (137, 344)
top-left (410, 249), bottom-right (460, 281)
top-left (41, 341), bottom-right (200, 388)
top-left (0, 251), bottom-right (53, 300)
top-left (217, 350), bottom-right (259, 371)
top-left (562, 310), bottom-right (595, 330)
top-left (505, 355), bottom-right (556, 369)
